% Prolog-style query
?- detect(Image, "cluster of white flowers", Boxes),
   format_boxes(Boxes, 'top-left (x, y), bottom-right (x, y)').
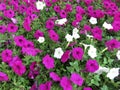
top-left (36, 0), bottom-right (46, 10)
top-left (95, 66), bottom-right (119, 80)
top-left (54, 47), bottom-right (64, 59)
top-left (65, 28), bottom-right (80, 42)
top-left (55, 18), bottom-right (67, 25)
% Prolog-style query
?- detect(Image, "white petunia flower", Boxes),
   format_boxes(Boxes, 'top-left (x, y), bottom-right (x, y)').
top-left (103, 22), bottom-right (113, 30)
top-left (107, 68), bottom-right (119, 80)
top-left (95, 66), bottom-right (109, 75)
top-left (72, 33), bottom-right (80, 39)
top-left (54, 47), bottom-right (64, 59)
top-left (89, 17), bottom-right (97, 25)
top-left (72, 28), bottom-right (80, 39)
top-left (37, 37), bottom-right (45, 43)
top-left (36, 1), bottom-right (46, 10)
top-left (65, 34), bottom-right (73, 42)
top-left (116, 50), bottom-right (120, 60)
top-left (73, 28), bottom-right (79, 34)
top-left (88, 45), bottom-right (97, 58)
top-left (55, 18), bottom-right (67, 25)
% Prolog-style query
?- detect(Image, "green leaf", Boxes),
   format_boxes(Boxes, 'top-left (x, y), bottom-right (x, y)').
top-left (101, 85), bottom-right (108, 90)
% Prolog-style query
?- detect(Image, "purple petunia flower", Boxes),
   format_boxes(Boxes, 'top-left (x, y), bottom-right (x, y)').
top-left (76, 13), bottom-right (82, 22)
top-left (1, 49), bottom-right (12, 63)
top-left (60, 10), bottom-right (67, 18)
top-left (49, 72), bottom-right (61, 82)
top-left (19, 5), bottom-right (27, 14)
top-left (72, 47), bottom-right (84, 60)
top-left (0, 3), bottom-right (6, 11)
top-left (54, 5), bottom-right (61, 13)
top-left (45, 20), bottom-right (55, 29)
top-left (76, 6), bottom-right (85, 15)
top-left (39, 81), bottom-right (52, 90)
top-left (30, 14), bottom-right (38, 21)
top-left (42, 54), bottom-right (55, 69)
top-left (91, 26), bottom-right (102, 41)
top-left (48, 29), bottom-right (59, 42)
top-left (12, 60), bottom-right (26, 76)
top-left (60, 76), bottom-right (72, 90)
top-left (30, 83), bottom-right (38, 90)
top-left (65, 4), bottom-right (72, 13)
top-left (23, 40), bottom-right (35, 48)
top-left (112, 20), bottom-right (120, 32)
top-left (0, 25), bottom-right (6, 34)
top-left (23, 17), bottom-right (31, 32)
top-left (70, 72), bottom-right (84, 86)
top-left (45, 1), bottom-right (52, 7)
top-left (85, 59), bottom-right (99, 73)
top-left (84, 0), bottom-right (93, 6)
top-left (83, 87), bottom-right (92, 90)
top-left (34, 30), bottom-right (44, 39)
top-left (7, 23), bottom-right (18, 33)
top-left (4, 9), bottom-right (15, 18)
top-left (9, 56), bottom-right (22, 67)
top-left (105, 39), bottom-right (120, 51)
top-left (72, 20), bottom-right (79, 27)
top-left (0, 72), bottom-right (9, 82)
top-left (22, 47), bottom-right (42, 56)
top-left (61, 50), bottom-right (71, 63)
top-left (14, 35), bottom-right (27, 47)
